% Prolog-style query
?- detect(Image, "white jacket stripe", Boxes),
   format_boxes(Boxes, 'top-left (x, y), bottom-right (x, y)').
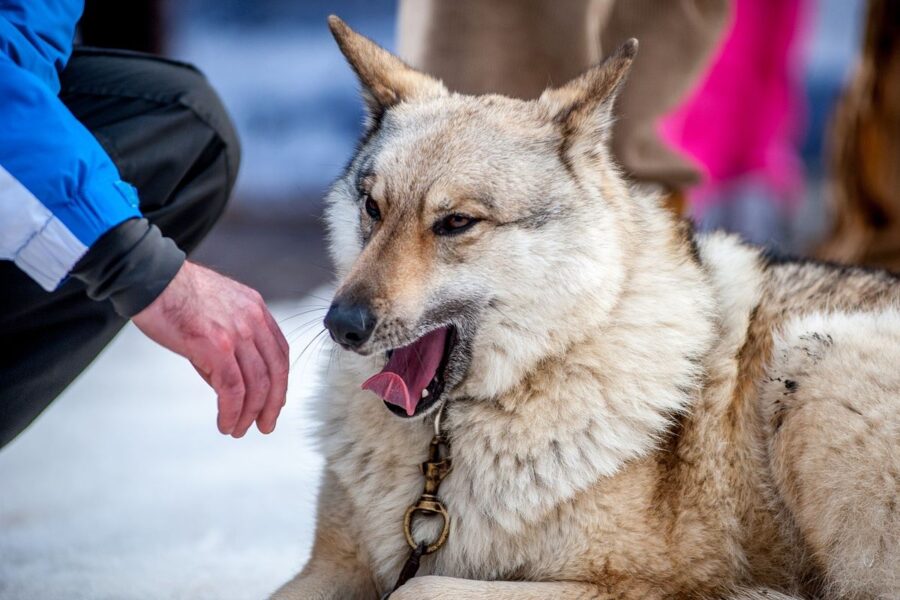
top-left (0, 165), bottom-right (87, 291)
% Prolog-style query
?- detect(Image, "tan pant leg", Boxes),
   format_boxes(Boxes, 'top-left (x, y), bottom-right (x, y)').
top-left (602, 0), bottom-right (732, 190)
top-left (396, 0), bottom-right (729, 192)
top-left (397, 0), bottom-right (611, 98)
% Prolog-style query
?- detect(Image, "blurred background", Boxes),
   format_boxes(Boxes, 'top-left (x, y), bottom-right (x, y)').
top-left (4, 1), bottom-right (899, 598)
top-left (71, 0), bottom-right (891, 300)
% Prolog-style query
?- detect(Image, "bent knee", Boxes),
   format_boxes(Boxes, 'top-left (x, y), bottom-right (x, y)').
top-left (64, 47), bottom-right (241, 189)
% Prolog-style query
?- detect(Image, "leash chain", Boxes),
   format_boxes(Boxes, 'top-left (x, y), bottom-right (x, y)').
top-left (383, 402), bottom-right (452, 598)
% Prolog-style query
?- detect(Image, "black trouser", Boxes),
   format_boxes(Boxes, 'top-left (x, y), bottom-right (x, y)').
top-left (0, 48), bottom-right (240, 449)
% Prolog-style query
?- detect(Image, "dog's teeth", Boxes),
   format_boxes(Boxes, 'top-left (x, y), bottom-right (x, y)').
top-left (421, 389), bottom-right (429, 398)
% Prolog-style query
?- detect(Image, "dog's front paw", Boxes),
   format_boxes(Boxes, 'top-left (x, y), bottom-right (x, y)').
top-left (388, 576), bottom-right (465, 600)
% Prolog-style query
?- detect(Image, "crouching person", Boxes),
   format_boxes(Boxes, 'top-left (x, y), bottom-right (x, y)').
top-left (0, 1), bottom-right (289, 449)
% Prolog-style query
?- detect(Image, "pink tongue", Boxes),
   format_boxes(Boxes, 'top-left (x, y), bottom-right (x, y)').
top-left (362, 327), bottom-right (449, 416)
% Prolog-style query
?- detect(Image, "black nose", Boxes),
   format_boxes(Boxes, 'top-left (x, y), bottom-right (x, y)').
top-left (324, 301), bottom-right (377, 348)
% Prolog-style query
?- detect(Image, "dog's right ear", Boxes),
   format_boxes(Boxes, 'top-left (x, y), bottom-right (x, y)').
top-left (539, 39), bottom-right (637, 156)
top-left (328, 15), bottom-right (447, 128)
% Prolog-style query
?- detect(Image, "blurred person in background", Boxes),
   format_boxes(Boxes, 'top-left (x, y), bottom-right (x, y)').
top-left (660, 0), bottom-right (809, 248)
top-left (818, 0), bottom-right (900, 272)
top-left (0, 1), bottom-right (289, 449)
top-left (406, 0), bottom-right (897, 263)
top-left (398, 0), bottom-right (732, 214)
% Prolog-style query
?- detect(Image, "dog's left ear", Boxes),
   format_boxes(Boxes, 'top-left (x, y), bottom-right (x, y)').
top-left (329, 15), bottom-right (447, 128)
top-left (539, 39), bottom-right (637, 152)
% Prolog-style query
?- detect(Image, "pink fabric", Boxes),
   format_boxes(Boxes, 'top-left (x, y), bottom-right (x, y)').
top-left (659, 0), bottom-right (808, 212)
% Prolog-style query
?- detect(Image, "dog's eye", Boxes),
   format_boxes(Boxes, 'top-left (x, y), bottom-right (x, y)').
top-left (364, 194), bottom-right (381, 220)
top-left (433, 213), bottom-right (479, 236)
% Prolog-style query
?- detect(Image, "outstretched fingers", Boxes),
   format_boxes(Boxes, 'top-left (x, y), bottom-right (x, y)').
top-left (205, 347), bottom-right (245, 435)
top-left (254, 312), bottom-right (290, 434)
top-left (231, 341), bottom-right (271, 438)
top-left (194, 307), bottom-right (289, 438)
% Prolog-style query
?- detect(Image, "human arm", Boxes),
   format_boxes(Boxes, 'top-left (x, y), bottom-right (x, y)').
top-left (0, 3), bottom-right (180, 302)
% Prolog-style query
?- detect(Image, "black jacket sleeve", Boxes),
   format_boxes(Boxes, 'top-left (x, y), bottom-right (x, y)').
top-left (70, 218), bottom-right (185, 317)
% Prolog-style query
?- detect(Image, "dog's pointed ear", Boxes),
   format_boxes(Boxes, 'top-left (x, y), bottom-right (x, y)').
top-left (328, 15), bottom-right (447, 126)
top-left (539, 39), bottom-right (637, 150)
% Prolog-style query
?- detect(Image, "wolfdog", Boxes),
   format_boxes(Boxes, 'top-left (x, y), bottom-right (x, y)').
top-left (273, 17), bottom-right (900, 600)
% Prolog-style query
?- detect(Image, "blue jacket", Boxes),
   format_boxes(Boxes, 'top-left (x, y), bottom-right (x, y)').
top-left (0, 0), bottom-right (142, 291)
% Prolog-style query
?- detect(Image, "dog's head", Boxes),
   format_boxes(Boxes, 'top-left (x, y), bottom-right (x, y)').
top-left (323, 16), bottom-right (638, 419)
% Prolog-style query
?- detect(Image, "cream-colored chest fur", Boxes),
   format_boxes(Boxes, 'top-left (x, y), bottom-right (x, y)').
top-left (319, 375), bottom-right (676, 589)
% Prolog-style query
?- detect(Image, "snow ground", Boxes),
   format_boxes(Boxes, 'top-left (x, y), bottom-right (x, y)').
top-left (0, 293), bottom-right (335, 600)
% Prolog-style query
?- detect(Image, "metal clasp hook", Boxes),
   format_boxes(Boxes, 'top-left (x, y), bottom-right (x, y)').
top-left (402, 435), bottom-right (452, 554)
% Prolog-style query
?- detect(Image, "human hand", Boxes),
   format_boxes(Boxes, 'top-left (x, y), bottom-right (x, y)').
top-left (132, 261), bottom-right (290, 437)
